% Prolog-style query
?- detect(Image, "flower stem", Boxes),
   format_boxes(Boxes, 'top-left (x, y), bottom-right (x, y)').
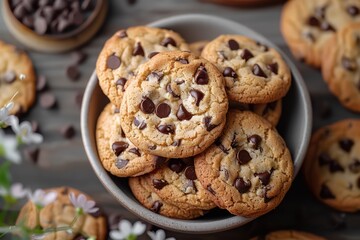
top-left (0, 201), bottom-right (10, 226)
top-left (0, 225), bottom-right (20, 237)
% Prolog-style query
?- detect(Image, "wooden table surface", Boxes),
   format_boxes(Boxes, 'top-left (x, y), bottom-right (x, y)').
top-left (1, 0), bottom-right (360, 239)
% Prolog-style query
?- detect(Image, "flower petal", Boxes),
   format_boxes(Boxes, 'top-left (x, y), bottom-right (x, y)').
top-left (43, 191), bottom-right (57, 206)
top-left (11, 183), bottom-right (28, 198)
top-left (147, 231), bottom-right (157, 240)
top-left (119, 220), bottom-right (132, 236)
top-left (78, 194), bottom-right (87, 207)
top-left (110, 230), bottom-right (126, 240)
top-left (157, 229), bottom-right (165, 240)
top-left (132, 221), bottom-right (146, 235)
top-left (84, 199), bottom-right (96, 211)
top-left (69, 192), bottom-right (77, 207)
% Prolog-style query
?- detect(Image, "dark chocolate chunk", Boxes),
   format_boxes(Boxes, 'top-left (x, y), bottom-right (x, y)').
top-left (133, 42), bottom-right (145, 56)
top-left (13, 4), bottom-right (26, 19)
top-left (154, 156), bottom-right (166, 169)
top-left (240, 49), bottom-right (254, 61)
top-left (148, 52), bottom-right (159, 59)
top-left (341, 57), bottom-right (356, 71)
top-left (255, 171), bottom-right (271, 185)
top-left (347, 5), bottom-right (359, 17)
top-left (152, 179), bottom-right (168, 190)
top-left (156, 103), bottom-right (171, 118)
top-left (168, 159), bottom-right (185, 173)
top-left (172, 139), bottom-right (181, 147)
top-left (151, 201), bottom-right (163, 213)
top-left (3, 71), bottom-right (16, 84)
top-left (146, 71), bottom-right (163, 82)
top-left (107, 55), bottom-right (121, 69)
top-left (207, 185), bottom-right (216, 195)
top-left (215, 139), bottom-right (229, 154)
top-left (42, 6), bottom-right (55, 24)
top-left (267, 63), bottom-right (278, 74)
top-left (134, 118), bottom-right (147, 130)
top-left (221, 167), bottom-right (229, 181)
top-left (176, 104), bottom-right (193, 121)
top-left (339, 138), bottom-right (354, 152)
top-left (184, 166), bottom-right (197, 180)
top-left (237, 149), bottom-right (252, 165)
top-left (194, 66), bottom-right (209, 85)
top-left (252, 64), bottom-right (267, 78)
top-left (175, 78), bottom-right (185, 85)
top-left (161, 37), bottom-right (176, 47)
top-left (118, 30), bottom-right (127, 38)
top-left (34, 16), bottom-right (48, 35)
top-left (204, 116), bottom-right (218, 131)
top-left (248, 135), bottom-right (262, 150)
top-left (60, 124), bottom-right (75, 139)
top-left (223, 67), bottom-right (237, 78)
top-left (53, 0), bottom-right (67, 10)
top-left (176, 58), bottom-right (188, 64)
top-left (349, 159), bottom-right (360, 173)
top-left (36, 75), bottom-right (47, 92)
top-left (128, 148), bottom-right (141, 157)
top-left (157, 124), bottom-right (175, 134)
top-left (234, 177), bottom-right (251, 193)
top-left (166, 84), bottom-right (180, 98)
top-left (140, 97), bottom-right (155, 114)
top-left (115, 159), bottom-right (129, 169)
top-left (116, 78), bottom-right (127, 91)
top-left (329, 161), bottom-right (345, 173)
top-left (320, 184), bottom-right (335, 199)
top-left (231, 133), bottom-right (238, 148)
top-left (40, 92), bottom-right (57, 109)
top-left (228, 39), bottom-right (240, 50)
top-left (66, 65), bottom-right (80, 81)
top-left (307, 16), bottom-right (321, 27)
top-left (190, 89), bottom-right (204, 106)
top-left (112, 141), bottom-right (129, 156)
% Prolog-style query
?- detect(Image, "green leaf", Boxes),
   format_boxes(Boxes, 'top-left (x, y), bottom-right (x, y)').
top-left (0, 161), bottom-right (11, 189)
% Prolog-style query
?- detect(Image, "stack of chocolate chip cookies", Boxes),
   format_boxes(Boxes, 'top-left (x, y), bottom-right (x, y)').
top-left (95, 26), bottom-right (294, 219)
top-left (281, 0), bottom-right (360, 112)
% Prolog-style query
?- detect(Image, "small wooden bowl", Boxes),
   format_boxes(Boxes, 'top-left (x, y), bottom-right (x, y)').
top-left (2, 0), bottom-right (108, 53)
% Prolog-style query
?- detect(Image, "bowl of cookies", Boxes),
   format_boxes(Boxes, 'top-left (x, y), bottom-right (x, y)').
top-left (81, 14), bottom-right (312, 233)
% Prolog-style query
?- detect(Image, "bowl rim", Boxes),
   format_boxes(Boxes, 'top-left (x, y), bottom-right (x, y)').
top-left (81, 13), bottom-right (312, 234)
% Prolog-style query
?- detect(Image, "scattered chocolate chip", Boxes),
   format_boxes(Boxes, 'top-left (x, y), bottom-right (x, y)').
top-left (128, 148), bottom-right (141, 157)
top-left (112, 141), bottom-right (129, 156)
top-left (228, 39), bottom-right (240, 50)
top-left (237, 149), bottom-right (252, 165)
top-left (13, 4), bottom-right (27, 19)
top-left (329, 161), bottom-right (345, 173)
top-left (240, 49), bottom-right (254, 61)
top-left (339, 138), bottom-right (354, 152)
top-left (321, 22), bottom-right (335, 32)
top-left (166, 84), bottom-right (180, 98)
top-left (341, 57), bottom-right (356, 71)
top-left (221, 167), bottom-right (229, 181)
top-left (107, 55), bottom-right (121, 69)
top-left (267, 63), bottom-right (278, 74)
top-left (140, 97), bottom-right (155, 114)
top-left (194, 65), bottom-right (209, 85)
top-left (34, 16), bottom-right (48, 35)
top-left (133, 42), bottom-right (145, 56)
top-left (36, 75), bottom-right (47, 92)
top-left (154, 156), bottom-right (166, 169)
top-left (120, 127), bottom-right (126, 138)
top-left (347, 5), bottom-right (359, 17)
top-left (153, 179), bottom-right (168, 190)
top-left (24, 147), bottom-right (40, 164)
top-left (116, 78), bottom-right (127, 91)
top-left (3, 71), bottom-right (16, 84)
top-left (349, 159), bottom-right (360, 173)
top-left (60, 124), bottom-right (75, 139)
top-left (118, 30), bottom-right (127, 38)
top-left (148, 52), bottom-right (159, 59)
top-left (204, 116), bottom-right (218, 131)
top-left (115, 159), bottom-right (128, 169)
top-left (72, 50), bottom-right (87, 64)
top-left (215, 139), bottom-right (229, 154)
top-left (40, 92), bottom-right (57, 109)
top-left (176, 58), bottom-right (188, 64)
top-left (172, 139), bottom-right (181, 147)
top-left (134, 118), bottom-right (147, 130)
top-left (320, 184), bottom-right (335, 199)
top-left (231, 133), bottom-right (238, 148)
top-left (151, 201), bottom-right (163, 213)
top-left (175, 78), bottom-right (185, 85)
top-left (207, 185), bottom-right (216, 195)
top-left (176, 104), bottom-right (193, 121)
top-left (156, 103), bottom-right (171, 118)
top-left (307, 16), bottom-right (321, 27)
top-left (252, 64), bottom-right (267, 78)
top-left (255, 171), bottom-right (271, 185)
top-left (53, 0), bottom-right (67, 10)
top-left (223, 67), bottom-right (237, 79)
top-left (248, 135), bottom-right (262, 150)
top-left (184, 166), bottom-right (197, 180)
top-left (161, 37), bottom-right (176, 47)
top-left (146, 71), bottom-right (163, 82)
top-left (168, 159), bottom-right (185, 173)
top-left (66, 65), bottom-right (80, 81)
top-left (157, 124), bottom-right (175, 134)
top-left (234, 177), bottom-right (251, 193)
top-left (190, 89), bottom-right (204, 107)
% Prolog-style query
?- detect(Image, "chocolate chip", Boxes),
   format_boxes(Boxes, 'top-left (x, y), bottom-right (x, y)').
top-left (53, 0), bottom-right (67, 10)
top-left (341, 57), bottom-right (356, 71)
top-left (116, 78), bottom-right (127, 91)
top-left (129, 148), bottom-right (141, 157)
top-left (329, 161), bottom-right (345, 173)
top-left (234, 177), bottom-right (251, 193)
top-left (347, 5), bottom-right (359, 16)
top-left (221, 167), bottom-right (229, 181)
top-left (3, 71), bottom-right (16, 84)
top-left (24, 147), bottom-right (40, 164)
top-left (215, 139), bottom-right (229, 154)
top-left (168, 159), bottom-right (185, 173)
top-left (134, 118), bottom-right (147, 130)
top-left (241, 49), bottom-right (254, 62)
top-left (151, 201), bottom-right (163, 213)
top-left (112, 141), bottom-right (129, 156)
top-left (176, 58), bottom-right (188, 64)
top-left (81, 0), bottom-right (94, 11)
top-left (148, 52), bottom-right (159, 59)
top-left (140, 97), bottom-right (155, 114)
top-left (321, 22), bottom-right (335, 32)
top-left (320, 184), bottom-right (335, 199)
top-left (207, 185), bottom-right (216, 195)
top-left (70, 11), bottom-right (84, 26)
top-left (204, 116), bottom-right (218, 131)
top-left (231, 133), bottom-right (238, 148)
top-left (133, 42), bottom-right (145, 56)
top-left (194, 66), bottom-right (209, 85)
top-left (252, 64), bottom-right (267, 78)
top-left (176, 104), bottom-right (193, 121)
top-left (156, 103), bottom-right (171, 118)
top-left (184, 166), bottom-right (197, 180)
top-left (118, 30), bottom-right (127, 38)
top-left (248, 135), bottom-right (262, 150)
top-left (349, 159), bottom-right (360, 173)
top-left (237, 149), bottom-right (252, 165)
top-left (166, 84), bottom-right (180, 98)
top-left (13, 4), bottom-right (26, 19)
top-left (60, 124), bottom-right (75, 139)
top-left (172, 139), bottom-right (182, 147)
top-left (146, 72), bottom-right (163, 82)
top-left (115, 159), bottom-right (129, 169)
top-left (157, 124), bottom-right (175, 134)
top-left (307, 16), bottom-right (321, 27)
top-left (107, 55), bottom-right (121, 69)
top-left (255, 171), bottom-right (271, 185)
top-left (57, 17), bottom-right (71, 33)
top-left (72, 50), bottom-right (87, 64)
top-left (34, 16), bottom-right (48, 35)
top-left (223, 67), bottom-right (237, 78)
top-left (36, 75), bottom-right (47, 92)
top-left (256, 42), bottom-right (269, 52)
top-left (152, 179), bottom-right (168, 190)
top-left (175, 79), bottom-right (185, 85)
top-left (161, 37), bottom-right (176, 47)
top-left (228, 39), bottom-right (240, 50)
top-left (319, 153), bottom-right (333, 166)
top-left (184, 180), bottom-right (197, 192)
top-left (267, 63), bottom-right (278, 74)
top-left (42, 6), bottom-right (55, 24)
top-left (154, 156), bottom-right (166, 169)
top-left (339, 138), bottom-right (354, 152)
top-left (40, 92), bottom-right (57, 109)
top-left (66, 65), bottom-right (80, 81)
top-left (190, 89), bottom-right (204, 106)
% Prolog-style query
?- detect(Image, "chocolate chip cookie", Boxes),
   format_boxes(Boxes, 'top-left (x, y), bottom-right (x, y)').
top-left (281, 0), bottom-right (360, 68)
top-left (96, 26), bottom-right (190, 107)
top-left (120, 51), bottom-right (228, 158)
top-left (17, 187), bottom-right (107, 240)
top-left (0, 40), bottom-right (36, 115)
top-left (129, 175), bottom-right (206, 219)
top-left (251, 230), bottom-right (326, 240)
top-left (189, 40), bottom-right (209, 57)
top-left (147, 157), bottom-right (216, 210)
top-left (96, 104), bottom-right (167, 177)
top-left (194, 110), bottom-right (293, 217)
top-left (303, 119), bottom-right (360, 212)
top-left (201, 35), bottom-right (291, 104)
top-left (322, 23), bottom-right (360, 112)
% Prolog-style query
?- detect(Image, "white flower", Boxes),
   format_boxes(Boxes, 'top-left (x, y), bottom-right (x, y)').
top-left (110, 220), bottom-right (146, 240)
top-left (28, 189), bottom-right (57, 208)
top-left (69, 192), bottom-right (99, 214)
top-left (147, 230), bottom-right (176, 240)
top-left (11, 118), bottom-right (43, 144)
top-left (0, 102), bottom-right (17, 128)
top-left (0, 130), bottom-right (21, 164)
top-left (0, 183), bottom-right (29, 199)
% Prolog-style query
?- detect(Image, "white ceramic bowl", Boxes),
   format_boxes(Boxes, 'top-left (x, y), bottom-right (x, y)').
top-left (81, 14), bottom-right (312, 234)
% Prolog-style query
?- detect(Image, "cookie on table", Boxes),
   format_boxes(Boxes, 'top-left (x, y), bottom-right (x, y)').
top-left (322, 23), bottom-right (360, 112)
top-left (96, 26), bottom-right (190, 107)
top-left (120, 51), bottom-right (228, 158)
top-left (147, 157), bottom-right (216, 210)
top-left (189, 40), bottom-right (209, 57)
top-left (96, 104), bottom-right (167, 177)
top-left (230, 99), bottom-right (282, 126)
top-left (17, 187), bottom-right (107, 240)
top-left (129, 175), bottom-right (206, 219)
top-left (194, 110), bottom-right (293, 217)
top-left (201, 35), bottom-right (291, 104)
top-left (251, 230), bottom-right (326, 240)
top-left (281, 0), bottom-right (360, 68)
top-left (303, 119), bottom-right (360, 212)
top-left (0, 40), bottom-right (35, 115)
